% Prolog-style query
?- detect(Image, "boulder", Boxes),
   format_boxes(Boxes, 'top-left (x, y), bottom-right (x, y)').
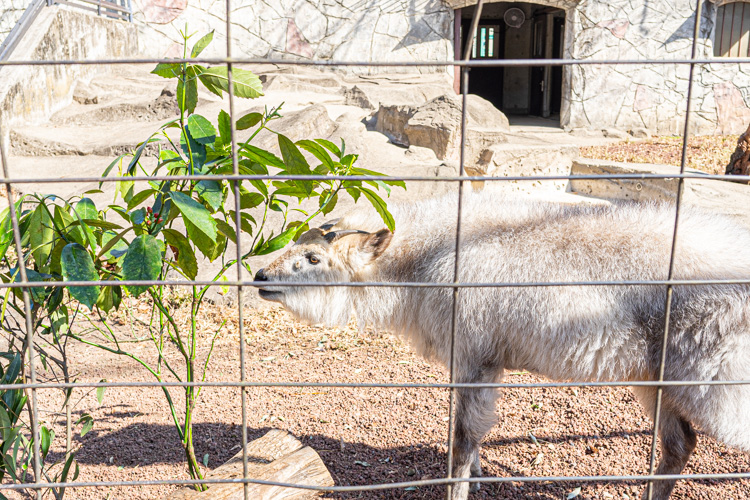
top-left (374, 104), bottom-right (416, 147)
top-left (400, 94), bottom-right (510, 163)
top-left (253, 104), bottom-right (336, 150)
top-left (341, 85), bottom-right (374, 110)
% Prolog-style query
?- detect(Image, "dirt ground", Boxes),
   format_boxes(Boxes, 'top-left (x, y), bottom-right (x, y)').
top-left (580, 135), bottom-right (738, 175)
top-left (7, 301), bottom-right (748, 500)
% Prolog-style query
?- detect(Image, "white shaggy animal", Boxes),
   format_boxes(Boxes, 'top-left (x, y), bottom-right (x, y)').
top-left (255, 190), bottom-right (750, 500)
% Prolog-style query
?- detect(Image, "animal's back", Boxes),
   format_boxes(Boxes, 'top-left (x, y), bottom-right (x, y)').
top-left (342, 191), bottom-right (750, 451)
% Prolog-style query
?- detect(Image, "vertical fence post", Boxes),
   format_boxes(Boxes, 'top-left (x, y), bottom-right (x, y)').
top-left (645, 0), bottom-right (704, 499)
top-left (0, 123), bottom-right (43, 500)
top-left (446, 2), bottom-right (485, 498)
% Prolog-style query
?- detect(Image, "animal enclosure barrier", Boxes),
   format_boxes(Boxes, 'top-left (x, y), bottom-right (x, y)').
top-left (0, 0), bottom-right (749, 499)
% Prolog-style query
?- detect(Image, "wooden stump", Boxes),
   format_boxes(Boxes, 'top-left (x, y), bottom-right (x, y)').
top-left (726, 121), bottom-right (750, 183)
top-left (166, 430), bottom-right (334, 500)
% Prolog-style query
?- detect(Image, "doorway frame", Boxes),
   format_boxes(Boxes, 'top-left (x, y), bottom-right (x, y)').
top-left (452, 0), bottom-right (573, 127)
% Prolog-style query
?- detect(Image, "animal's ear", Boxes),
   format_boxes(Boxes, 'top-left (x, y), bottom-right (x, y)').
top-left (359, 229), bottom-right (392, 260)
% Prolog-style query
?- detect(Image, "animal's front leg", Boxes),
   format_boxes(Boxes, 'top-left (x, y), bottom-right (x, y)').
top-left (450, 373), bottom-right (501, 500)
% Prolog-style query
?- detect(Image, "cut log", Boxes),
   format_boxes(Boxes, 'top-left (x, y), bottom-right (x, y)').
top-left (166, 430), bottom-right (333, 500)
top-left (726, 121), bottom-right (750, 183)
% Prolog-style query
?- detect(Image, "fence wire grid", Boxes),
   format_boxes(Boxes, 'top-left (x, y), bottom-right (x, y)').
top-left (0, 0), bottom-right (749, 498)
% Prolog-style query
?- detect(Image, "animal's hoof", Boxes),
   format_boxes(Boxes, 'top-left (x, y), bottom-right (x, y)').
top-left (469, 481), bottom-right (481, 493)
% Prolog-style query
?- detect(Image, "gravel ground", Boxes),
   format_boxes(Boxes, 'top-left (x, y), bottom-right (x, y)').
top-left (580, 135), bottom-right (738, 175)
top-left (6, 304), bottom-right (750, 500)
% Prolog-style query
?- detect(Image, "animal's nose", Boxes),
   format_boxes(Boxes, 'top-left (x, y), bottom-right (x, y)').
top-left (255, 268), bottom-right (268, 282)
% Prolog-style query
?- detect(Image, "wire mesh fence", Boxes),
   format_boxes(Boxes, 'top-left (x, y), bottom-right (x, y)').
top-left (0, 0), bottom-right (749, 498)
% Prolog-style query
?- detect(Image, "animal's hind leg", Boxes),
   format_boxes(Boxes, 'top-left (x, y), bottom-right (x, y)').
top-left (641, 408), bottom-right (697, 500)
top-left (450, 369), bottom-right (501, 500)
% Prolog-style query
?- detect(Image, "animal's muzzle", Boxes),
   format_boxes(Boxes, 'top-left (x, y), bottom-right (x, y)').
top-left (255, 268), bottom-right (268, 282)
top-left (254, 268), bottom-right (282, 301)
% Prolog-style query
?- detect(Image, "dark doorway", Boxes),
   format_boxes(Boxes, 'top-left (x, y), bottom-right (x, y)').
top-left (461, 19), bottom-right (505, 108)
top-left (459, 3), bottom-right (565, 119)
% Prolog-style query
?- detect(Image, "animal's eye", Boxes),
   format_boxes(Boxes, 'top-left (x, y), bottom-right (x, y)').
top-left (308, 255), bottom-right (319, 265)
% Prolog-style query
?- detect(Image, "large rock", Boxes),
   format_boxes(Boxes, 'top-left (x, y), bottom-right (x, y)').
top-left (253, 104), bottom-right (337, 150)
top-left (375, 104), bottom-right (415, 146)
top-left (376, 94), bottom-right (510, 164)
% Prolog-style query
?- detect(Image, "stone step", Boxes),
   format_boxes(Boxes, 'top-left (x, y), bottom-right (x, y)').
top-left (467, 140), bottom-right (580, 193)
top-left (571, 158), bottom-right (750, 230)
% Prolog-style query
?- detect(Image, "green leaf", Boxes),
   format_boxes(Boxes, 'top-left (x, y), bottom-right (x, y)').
top-left (59, 450), bottom-right (78, 484)
top-left (256, 226), bottom-right (296, 256)
top-left (162, 229), bottom-right (198, 280)
top-left (151, 63), bottom-right (181, 78)
top-left (351, 167), bottom-right (406, 189)
top-left (198, 67), bottom-right (263, 99)
top-left (76, 413), bottom-right (94, 437)
top-left (101, 230), bottom-right (129, 261)
top-left (96, 382), bottom-right (106, 405)
top-left (297, 139), bottom-right (334, 172)
top-left (315, 138), bottom-right (341, 159)
top-left (127, 135), bottom-right (159, 175)
top-left (228, 211), bottom-right (255, 235)
top-left (279, 135), bottom-right (312, 175)
top-left (99, 155), bottom-right (125, 189)
top-left (187, 114), bottom-right (217, 145)
top-left (360, 187), bottom-right (395, 232)
top-left (218, 110), bottom-right (232, 146)
top-left (236, 112), bottom-right (263, 130)
top-left (0, 204), bottom-right (17, 262)
top-left (240, 190), bottom-right (264, 209)
top-left (96, 283), bottom-right (121, 313)
top-left (320, 192), bottom-right (338, 215)
top-left (61, 243), bottom-right (100, 310)
top-left (50, 306), bottom-right (69, 340)
top-left (75, 198), bottom-right (98, 248)
top-left (170, 192), bottom-right (217, 242)
top-left (126, 189), bottom-right (156, 210)
top-left (191, 31), bottom-right (214, 58)
top-left (40, 426), bottom-right (53, 459)
top-left (122, 235), bottom-right (163, 297)
top-left (177, 77), bottom-right (198, 115)
top-left (185, 219), bottom-right (225, 261)
top-left (215, 219), bottom-right (237, 241)
top-left (180, 127), bottom-right (207, 172)
top-left (195, 180), bottom-right (223, 212)
top-left (28, 204), bottom-right (54, 270)
top-left (278, 135), bottom-right (313, 195)
top-left (3, 354), bottom-right (21, 384)
top-left (239, 145), bottom-right (285, 169)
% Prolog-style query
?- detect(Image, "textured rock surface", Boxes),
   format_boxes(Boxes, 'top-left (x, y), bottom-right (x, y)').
top-left (125, 0), bottom-right (750, 135)
top-left (469, 141), bottom-right (579, 193)
top-left (132, 0), bottom-right (454, 75)
top-left (0, 0), bottom-right (30, 42)
top-left (375, 94), bottom-right (510, 162)
top-left (0, 6), bottom-right (138, 128)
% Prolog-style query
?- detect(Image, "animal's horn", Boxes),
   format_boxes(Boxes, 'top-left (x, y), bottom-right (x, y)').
top-left (319, 218), bottom-right (340, 231)
top-left (323, 229), bottom-right (369, 243)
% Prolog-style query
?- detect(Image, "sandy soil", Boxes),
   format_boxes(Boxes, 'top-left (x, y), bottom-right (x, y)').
top-left (4, 302), bottom-right (748, 500)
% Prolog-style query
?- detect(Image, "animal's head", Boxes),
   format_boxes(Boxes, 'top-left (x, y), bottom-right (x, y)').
top-left (254, 220), bottom-right (392, 325)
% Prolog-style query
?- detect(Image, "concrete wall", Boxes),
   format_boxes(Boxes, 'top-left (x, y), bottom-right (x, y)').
top-left (0, 5), bottom-right (138, 128)
top-left (132, 0), bottom-right (455, 74)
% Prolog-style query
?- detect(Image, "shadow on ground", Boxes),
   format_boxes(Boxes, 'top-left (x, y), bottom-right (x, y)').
top-left (45, 420), bottom-right (687, 500)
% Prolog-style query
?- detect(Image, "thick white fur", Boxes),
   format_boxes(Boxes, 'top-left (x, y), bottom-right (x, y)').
top-left (259, 190), bottom-right (750, 499)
